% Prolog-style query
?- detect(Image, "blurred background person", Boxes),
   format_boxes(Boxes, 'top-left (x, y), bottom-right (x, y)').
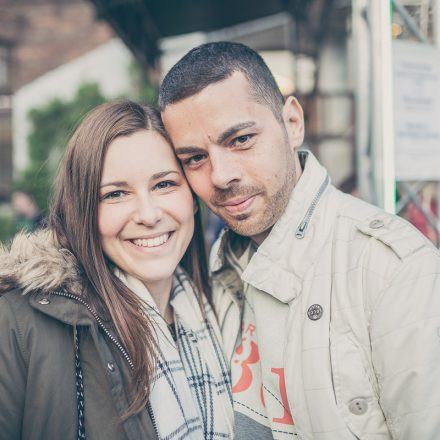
top-left (11, 190), bottom-right (45, 233)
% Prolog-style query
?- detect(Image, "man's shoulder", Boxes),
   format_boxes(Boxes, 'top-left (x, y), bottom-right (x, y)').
top-left (335, 191), bottom-right (436, 261)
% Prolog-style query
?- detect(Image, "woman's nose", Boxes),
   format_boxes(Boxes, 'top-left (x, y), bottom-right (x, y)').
top-left (132, 195), bottom-right (162, 226)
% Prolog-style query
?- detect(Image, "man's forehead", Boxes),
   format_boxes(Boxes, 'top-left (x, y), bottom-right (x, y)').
top-left (161, 72), bottom-right (253, 114)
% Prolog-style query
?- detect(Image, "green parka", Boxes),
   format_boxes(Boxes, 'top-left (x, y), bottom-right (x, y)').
top-left (0, 230), bottom-right (158, 440)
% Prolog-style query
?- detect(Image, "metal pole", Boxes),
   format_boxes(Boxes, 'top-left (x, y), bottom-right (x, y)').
top-left (370, 0), bottom-right (395, 213)
top-left (352, 0), bottom-right (373, 203)
top-left (433, 0), bottom-right (440, 244)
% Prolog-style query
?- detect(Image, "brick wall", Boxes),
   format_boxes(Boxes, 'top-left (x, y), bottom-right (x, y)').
top-left (0, 0), bottom-right (114, 201)
top-left (0, 0), bottom-right (114, 90)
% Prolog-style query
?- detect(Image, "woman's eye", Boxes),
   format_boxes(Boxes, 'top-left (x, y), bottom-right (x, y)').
top-left (102, 190), bottom-right (125, 200)
top-left (155, 180), bottom-right (176, 190)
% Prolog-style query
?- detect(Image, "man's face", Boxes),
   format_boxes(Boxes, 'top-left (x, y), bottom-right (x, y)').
top-left (162, 72), bottom-right (304, 244)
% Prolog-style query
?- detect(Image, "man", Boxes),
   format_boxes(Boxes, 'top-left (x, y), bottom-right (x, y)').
top-left (159, 42), bottom-right (440, 439)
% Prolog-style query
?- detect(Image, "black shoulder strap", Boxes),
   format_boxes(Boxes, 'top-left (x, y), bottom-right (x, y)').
top-left (74, 327), bottom-right (86, 440)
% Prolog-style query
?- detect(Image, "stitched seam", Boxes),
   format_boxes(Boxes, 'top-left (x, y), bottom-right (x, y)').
top-left (2, 295), bottom-right (29, 366)
top-left (376, 357), bottom-right (440, 380)
top-left (371, 252), bottom-right (439, 326)
top-left (388, 402), bottom-right (440, 418)
top-left (371, 314), bottom-right (440, 342)
top-left (381, 270), bottom-right (440, 289)
top-left (233, 400), bottom-right (268, 418)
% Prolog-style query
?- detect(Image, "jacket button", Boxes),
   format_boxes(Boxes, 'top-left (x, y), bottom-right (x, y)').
top-left (348, 398), bottom-right (368, 415)
top-left (38, 298), bottom-right (50, 305)
top-left (107, 362), bottom-right (115, 372)
top-left (235, 291), bottom-right (243, 300)
top-left (307, 304), bottom-right (323, 321)
top-left (369, 219), bottom-right (384, 229)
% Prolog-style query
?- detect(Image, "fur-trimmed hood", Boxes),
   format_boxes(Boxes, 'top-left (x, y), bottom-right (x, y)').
top-left (0, 229), bottom-right (84, 296)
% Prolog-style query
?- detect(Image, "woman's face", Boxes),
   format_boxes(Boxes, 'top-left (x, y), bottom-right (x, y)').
top-left (98, 129), bottom-right (195, 291)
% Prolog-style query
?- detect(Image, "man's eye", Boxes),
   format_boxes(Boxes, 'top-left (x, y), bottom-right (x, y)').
top-left (233, 134), bottom-right (252, 146)
top-left (155, 180), bottom-right (176, 190)
top-left (183, 154), bottom-right (206, 166)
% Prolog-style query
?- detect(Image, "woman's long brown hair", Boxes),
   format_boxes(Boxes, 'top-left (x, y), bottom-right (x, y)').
top-left (49, 101), bottom-right (211, 418)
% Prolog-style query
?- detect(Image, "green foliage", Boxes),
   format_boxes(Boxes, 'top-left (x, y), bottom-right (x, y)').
top-left (0, 214), bottom-right (13, 244)
top-left (15, 66), bottom-right (159, 214)
top-left (128, 62), bottom-right (158, 106)
top-left (15, 82), bottom-right (107, 211)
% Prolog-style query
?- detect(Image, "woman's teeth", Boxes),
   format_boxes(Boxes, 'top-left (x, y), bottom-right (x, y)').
top-left (132, 233), bottom-right (170, 248)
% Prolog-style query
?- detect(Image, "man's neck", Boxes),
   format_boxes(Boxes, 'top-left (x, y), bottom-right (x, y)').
top-left (251, 229), bottom-right (270, 247)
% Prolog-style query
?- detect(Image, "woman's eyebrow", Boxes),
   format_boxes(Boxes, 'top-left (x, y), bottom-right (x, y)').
top-left (151, 170), bottom-right (180, 179)
top-left (100, 171), bottom-right (180, 189)
top-left (100, 181), bottom-right (128, 189)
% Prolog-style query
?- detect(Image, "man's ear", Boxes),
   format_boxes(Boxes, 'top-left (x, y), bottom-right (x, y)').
top-left (282, 96), bottom-right (305, 149)
top-left (193, 198), bottom-right (199, 214)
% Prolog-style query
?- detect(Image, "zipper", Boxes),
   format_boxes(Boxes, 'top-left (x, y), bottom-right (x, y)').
top-left (52, 291), bottom-right (162, 439)
top-left (52, 290), bottom-right (134, 370)
top-left (295, 174), bottom-right (330, 239)
top-left (147, 402), bottom-right (159, 438)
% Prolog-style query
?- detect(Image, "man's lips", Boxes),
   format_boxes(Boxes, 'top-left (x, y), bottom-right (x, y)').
top-left (217, 195), bottom-right (257, 214)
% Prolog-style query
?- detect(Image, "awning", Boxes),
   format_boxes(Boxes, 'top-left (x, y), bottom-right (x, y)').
top-left (88, 0), bottom-right (314, 69)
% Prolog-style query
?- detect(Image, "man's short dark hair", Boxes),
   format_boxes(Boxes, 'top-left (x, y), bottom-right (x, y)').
top-left (159, 42), bottom-right (284, 121)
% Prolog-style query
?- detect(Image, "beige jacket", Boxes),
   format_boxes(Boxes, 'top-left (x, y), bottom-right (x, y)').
top-left (211, 152), bottom-right (440, 440)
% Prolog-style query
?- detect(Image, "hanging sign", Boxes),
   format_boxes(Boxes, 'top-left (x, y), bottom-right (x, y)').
top-left (393, 40), bottom-right (440, 181)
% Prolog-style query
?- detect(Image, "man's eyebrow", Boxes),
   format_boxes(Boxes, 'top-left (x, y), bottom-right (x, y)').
top-left (216, 121), bottom-right (256, 145)
top-left (174, 146), bottom-right (206, 155)
top-left (174, 122), bottom-right (256, 155)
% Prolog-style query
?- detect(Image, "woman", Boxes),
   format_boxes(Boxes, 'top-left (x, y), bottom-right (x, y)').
top-left (0, 101), bottom-right (233, 440)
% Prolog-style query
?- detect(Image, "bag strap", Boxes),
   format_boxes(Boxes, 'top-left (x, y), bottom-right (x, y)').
top-left (74, 327), bottom-right (86, 440)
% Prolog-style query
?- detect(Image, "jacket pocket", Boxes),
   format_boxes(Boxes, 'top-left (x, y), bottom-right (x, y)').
top-left (331, 331), bottom-right (391, 440)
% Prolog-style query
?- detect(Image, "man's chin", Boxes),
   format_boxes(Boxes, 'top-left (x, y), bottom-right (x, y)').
top-left (223, 215), bottom-right (271, 239)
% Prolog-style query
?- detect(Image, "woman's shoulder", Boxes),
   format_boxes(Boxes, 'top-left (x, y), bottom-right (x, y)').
top-left (0, 288), bottom-right (36, 364)
top-left (0, 229), bottom-right (85, 298)
top-left (0, 288), bottom-right (46, 331)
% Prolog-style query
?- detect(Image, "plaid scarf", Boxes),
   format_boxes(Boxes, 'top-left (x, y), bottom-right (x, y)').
top-left (116, 267), bottom-right (234, 440)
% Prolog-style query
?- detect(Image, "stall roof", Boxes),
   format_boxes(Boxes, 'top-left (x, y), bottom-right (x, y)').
top-left (88, 0), bottom-right (315, 69)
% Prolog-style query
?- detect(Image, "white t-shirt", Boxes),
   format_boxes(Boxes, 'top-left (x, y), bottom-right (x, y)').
top-left (228, 241), bottom-right (298, 439)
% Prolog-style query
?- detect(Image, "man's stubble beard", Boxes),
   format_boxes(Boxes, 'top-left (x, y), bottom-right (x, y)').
top-left (225, 168), bottom-right (295, 238)
top-left (211, 142), bottom-right (297, 238)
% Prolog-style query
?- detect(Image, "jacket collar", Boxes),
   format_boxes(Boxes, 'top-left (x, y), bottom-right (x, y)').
top-left (212, 151), bottom-right (335, 303)
top-left (29, 290), bottom-right (97, 326)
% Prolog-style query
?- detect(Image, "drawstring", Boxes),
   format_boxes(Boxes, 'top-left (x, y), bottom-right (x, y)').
top-left (74, 327), bottom-right (86, 440)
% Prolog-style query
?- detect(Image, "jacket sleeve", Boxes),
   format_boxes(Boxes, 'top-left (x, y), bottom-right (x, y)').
top-left (0, 294), bottom-right (27, 440)
top-left (370, 246), bottom-right (440, 439)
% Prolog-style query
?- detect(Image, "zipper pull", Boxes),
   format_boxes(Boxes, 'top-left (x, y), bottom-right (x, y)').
top-left (295, 220), bottom-right (308, 239)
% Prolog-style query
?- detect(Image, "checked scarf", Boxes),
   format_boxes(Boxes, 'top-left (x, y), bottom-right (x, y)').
top-left (116, 267), bottom-right (234, 440)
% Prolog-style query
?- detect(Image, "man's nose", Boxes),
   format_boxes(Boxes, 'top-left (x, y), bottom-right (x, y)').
top-left (210, 150), bottom-right (241, 189)
top-left (132, 194), bottom-right (162, 226)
